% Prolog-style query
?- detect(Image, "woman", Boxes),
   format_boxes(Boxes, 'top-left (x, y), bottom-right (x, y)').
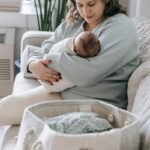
top-left (0, 0), bottom-right (140, 125)
top-left (28, 0), bottom-right (140, 107)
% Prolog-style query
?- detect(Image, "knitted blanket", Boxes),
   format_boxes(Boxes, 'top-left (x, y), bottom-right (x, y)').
top-left (44, 112), bottom-right (112, 134)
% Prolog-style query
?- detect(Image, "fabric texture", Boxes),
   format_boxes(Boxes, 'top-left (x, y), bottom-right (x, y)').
top-left (44, 112), bottom-right (112, 134)
top-left (131, 76), bottom-right (150, 150)
top-left (127, 61), bottom-right (150, 111)
top-left (127, 17), bottom-right (150, 150)
top-left (136, 18), bottom-right (150, 62)
top-left (127, 17), bottom-right (150, 110)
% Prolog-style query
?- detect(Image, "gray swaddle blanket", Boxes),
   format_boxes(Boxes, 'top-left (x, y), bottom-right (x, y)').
top-left (44, 112), bottom-right (112, 134)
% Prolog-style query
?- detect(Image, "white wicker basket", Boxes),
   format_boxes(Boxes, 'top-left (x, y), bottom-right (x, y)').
top-left (15, 100), bottom-right (140, 150)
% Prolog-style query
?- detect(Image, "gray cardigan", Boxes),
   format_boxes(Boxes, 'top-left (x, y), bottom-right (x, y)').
top-left (27, 14), bottom-right (140, 109)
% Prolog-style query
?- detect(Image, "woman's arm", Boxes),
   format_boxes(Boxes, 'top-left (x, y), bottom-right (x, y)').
top-left (27, 16), bottom-right (140, 87)
top-left (49, 19), bottom-right (139, 86)
top-left (25, 22), bottom-right (66, 83)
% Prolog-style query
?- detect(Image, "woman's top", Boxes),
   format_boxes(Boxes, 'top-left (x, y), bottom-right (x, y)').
top-left (27, 14), bottom-right (140, 109)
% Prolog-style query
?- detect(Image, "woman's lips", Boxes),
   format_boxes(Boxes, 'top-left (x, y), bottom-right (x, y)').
top-left (86, 16), bottom-right (93, 19)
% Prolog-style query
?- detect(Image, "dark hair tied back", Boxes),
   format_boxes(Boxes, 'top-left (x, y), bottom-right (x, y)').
top-left (104, 0), bottom-right (127, 17)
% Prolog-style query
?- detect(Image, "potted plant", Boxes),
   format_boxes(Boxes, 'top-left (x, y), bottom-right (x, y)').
top-left (34, 0), bottom-right (67, 31)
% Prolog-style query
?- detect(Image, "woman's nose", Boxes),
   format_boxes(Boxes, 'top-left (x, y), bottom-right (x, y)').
top-left (83, 6), bottom-right (91, 16)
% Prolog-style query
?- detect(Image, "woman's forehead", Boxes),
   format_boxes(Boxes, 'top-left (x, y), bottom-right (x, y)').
top-left (75, 0), bottom-right (99, 4)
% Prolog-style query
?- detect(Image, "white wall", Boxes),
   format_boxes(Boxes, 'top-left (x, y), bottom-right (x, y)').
top-left (119, 0), bottom-right (137, 17)
top-left (136, 0), bottom-right (150, 18)
top-left (14, 15), bottom-right (38, 60)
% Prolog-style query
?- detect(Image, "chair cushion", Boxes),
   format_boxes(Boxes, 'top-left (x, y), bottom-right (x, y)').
top-left (128, 17), bottom-right (150, 110)
top-left (132, 17), bottom-right (150, 62)
top-left (13, 73), bottom-right (40, 94)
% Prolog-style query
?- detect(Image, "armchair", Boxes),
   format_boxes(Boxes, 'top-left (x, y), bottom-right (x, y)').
top-left (13, 31), bottom-right (53, 94)
top-left (16, 18), bottom-right (150, 149)
top-left (1, 17), bottom-right (150, 150)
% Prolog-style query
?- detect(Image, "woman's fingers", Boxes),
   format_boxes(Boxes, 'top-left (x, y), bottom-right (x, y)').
top-left (41, 59), bottom-right (62, 81)
top-left (29, 59), bottom-right (61, 83)
top-left (42, 70), bottom-right (61, 83)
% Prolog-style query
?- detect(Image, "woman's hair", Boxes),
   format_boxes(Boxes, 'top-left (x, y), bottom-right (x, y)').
top-left (66, 0), bottom-right (127, 24)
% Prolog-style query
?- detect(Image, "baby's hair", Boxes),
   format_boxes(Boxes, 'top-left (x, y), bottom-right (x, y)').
top-left (79, 32), bottom-right (100, 57)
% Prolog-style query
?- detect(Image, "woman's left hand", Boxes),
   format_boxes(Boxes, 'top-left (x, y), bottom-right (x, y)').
top-left (28, 59), bottom-right (61, 85)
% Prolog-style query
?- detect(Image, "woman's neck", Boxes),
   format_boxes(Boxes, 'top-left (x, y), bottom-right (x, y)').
top-left (84, 22), bottom-right (96, 31)
top-left (83, 17), bottom-right (105, 31)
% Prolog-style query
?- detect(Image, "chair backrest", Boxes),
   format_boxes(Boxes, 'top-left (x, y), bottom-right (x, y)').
top-left (21, 31), bottom-right (53, 54)
top-left (127, 16), bottom-right (150, 111)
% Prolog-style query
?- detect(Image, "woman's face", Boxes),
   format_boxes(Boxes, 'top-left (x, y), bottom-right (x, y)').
top-left (75, 0), bottom-right (105, 26)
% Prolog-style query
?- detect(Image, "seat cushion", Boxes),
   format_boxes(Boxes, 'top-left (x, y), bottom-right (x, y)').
top-left (13, 73), bottom-right (40, 94)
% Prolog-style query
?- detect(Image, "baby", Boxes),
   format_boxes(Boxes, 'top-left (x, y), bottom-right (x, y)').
top-left (40, 31), bottom-right (100, 92)
top-left (69, 31), bottom-right (100, 58)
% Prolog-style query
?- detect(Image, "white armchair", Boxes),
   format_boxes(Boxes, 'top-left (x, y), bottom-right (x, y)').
top-left (1, 16), bottom-right (150, 149)
top-left (13, 31), bottom-right (53, 94)
top-left (16, 18), bottom-right (150, 150)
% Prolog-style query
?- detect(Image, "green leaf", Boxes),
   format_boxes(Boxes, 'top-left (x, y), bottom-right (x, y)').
top-left (34, 0), bottom-right (67, 31)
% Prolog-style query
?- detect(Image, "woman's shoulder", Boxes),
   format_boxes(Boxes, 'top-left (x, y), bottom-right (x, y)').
top-left (94, 14), bottom-right (138, 50)
top-left (106, 14), bottom-right (130, 22)
top-left (104, 14), bottom-right (135, 29)
top-left (96, 14), bottom-right (136, 37)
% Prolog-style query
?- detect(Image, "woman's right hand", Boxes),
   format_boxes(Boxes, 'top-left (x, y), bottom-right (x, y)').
top-left (28, 59), bottom-right (61, 85)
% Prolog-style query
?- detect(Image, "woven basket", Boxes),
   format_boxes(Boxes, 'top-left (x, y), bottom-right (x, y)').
top-left (15, 100), bottom-right (140, 150)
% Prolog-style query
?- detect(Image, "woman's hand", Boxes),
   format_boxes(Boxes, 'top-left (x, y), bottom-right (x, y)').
top-left (28, 59), bottom-right (61, 85)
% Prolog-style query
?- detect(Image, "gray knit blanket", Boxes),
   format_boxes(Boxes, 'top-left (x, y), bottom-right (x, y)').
top-left (44, 112), bottom-right (112, 134)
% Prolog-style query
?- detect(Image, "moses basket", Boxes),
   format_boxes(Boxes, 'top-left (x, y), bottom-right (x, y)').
top-left (15, 100), bottom-right (140, 150)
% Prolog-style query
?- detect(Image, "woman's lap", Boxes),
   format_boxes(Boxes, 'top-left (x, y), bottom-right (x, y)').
top-left (0, 86), bottom-right (63, 125)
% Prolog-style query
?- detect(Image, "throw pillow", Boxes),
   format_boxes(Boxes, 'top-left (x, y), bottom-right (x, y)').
top-left (135, 18), bottom-right (150, 62)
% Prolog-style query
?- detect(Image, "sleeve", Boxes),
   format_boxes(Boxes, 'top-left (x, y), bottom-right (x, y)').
top-left (26, 22), bottom-right (66, 64)
top-left (49, 22), bottom-right (139, 86)
top-left (23, 22), bottom-right (67, 76)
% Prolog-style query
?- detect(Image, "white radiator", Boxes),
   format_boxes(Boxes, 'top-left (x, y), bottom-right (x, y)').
top-left (0, 28), bottom-right (15, 97)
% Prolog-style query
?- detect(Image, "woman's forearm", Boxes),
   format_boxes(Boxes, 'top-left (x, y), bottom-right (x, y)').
top-left (28, 59), bottom-right (61, 84)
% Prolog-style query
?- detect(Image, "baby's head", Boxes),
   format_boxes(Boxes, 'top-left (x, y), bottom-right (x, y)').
top-left (74, 32), bottom-right (100, 58)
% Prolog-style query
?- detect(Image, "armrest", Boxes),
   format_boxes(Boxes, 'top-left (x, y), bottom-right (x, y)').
top-left (19, 31), bottom-right (53, 78)
top-left (20, 31), bottom-right (54, 54)
top-left (127, 61), bottom-right (150, 111)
